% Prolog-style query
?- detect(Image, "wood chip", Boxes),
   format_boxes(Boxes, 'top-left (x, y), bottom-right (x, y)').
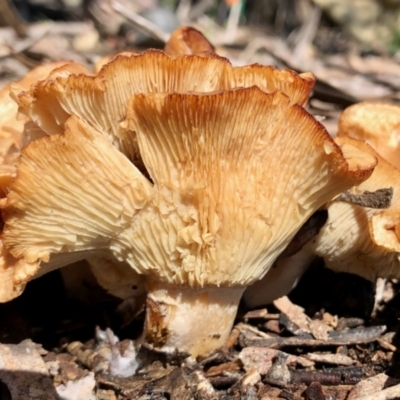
top-left (351, 382), bottom-right (400, 400)
top-left (337, 318), bottom-right (365, 330)
top-left (304, 382), bottom-right (326, 400)
top-left (264, 319), bottom-right (281, 334)
top-left (239, 347), bottom-right (310, 375)
top-left (205, 361), bottom-right (241, 377)
top-left (348, 373), bottom-right (391, 400)
top-left (306, 352), bottom-right (357, 366)
top-left (322, 312), bottom-right (338, 328)
top-left (242, 370), bottom-right (261, 387)
top-left (290, 366), bottom-right (365, 385)
top-left (244, 309), bottom-right (279, 320)
top-left (337, 188), bottom-right (393, 209)
top-left (241, 325), bottom-right (386, 348)
top-left (0, 340), bottom-right (58, 400)
top-left (273, 296), bottom-right (311, 333)
top-left (309, 319), bottom-right (332, 340)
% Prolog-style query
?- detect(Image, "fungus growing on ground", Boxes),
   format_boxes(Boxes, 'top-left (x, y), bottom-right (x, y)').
top-left (245, 134), bottom-right (400, 309)
top-left (164, 26), bottom-right (215, 56)
top-left (307, 136), bottom-right (400, 281)
top-left (338, 102), bottom-right (400, 170)
top-left (0, 62), bottom-right (71, 196)
top-left (0, 52), bottom-right (376, 357)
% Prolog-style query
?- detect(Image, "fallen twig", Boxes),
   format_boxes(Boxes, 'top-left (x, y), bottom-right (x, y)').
top-left (111, 0), bottom-right (169, 43)
top-left (240, 325), bottom-right (386, 348)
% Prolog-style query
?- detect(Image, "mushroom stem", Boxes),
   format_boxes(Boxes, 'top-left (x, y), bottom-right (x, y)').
top-left (143, 281), bottom-right (245, 357)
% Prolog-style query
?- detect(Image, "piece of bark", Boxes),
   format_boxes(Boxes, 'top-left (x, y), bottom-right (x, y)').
top-left (0, 340), bottom-right (58, 400)
top-left (347, 373), bottom-right (392, 400)
top-left (305, 382), bottom-right (326, 400)
top-left (290, 366), bottom-right (365, 386)
top-left (208, 373), bottom-right (241, 390)
top-left (205, 361), bottom-right (241, 377)
top-left (236, 323), bottom-right (274, 339)
top-left (337, 318), bottom-right (365, 330)
top-left (239, 347), bottom-right (313, 375)
top-left (241, 370), bottom-right (261, 388)
top-left (322, 312), bottom-right (338, 329)
top-left (189, 370), bottom-right (219, 400)
top-left (274, 296), bottom-right (311, 334)
top-left (279, 312), bottom-right (309, 336)
top-left (224, 325), bottom-right (241, 350)
top-left (97, 363), bottom-right (174, 396)
top-left (305, 352), bottom-right (357, 366)
top-left (264, 319), bottom-right (282, 334)
top-left (264, 354), bottom-right (291, 384)
top-left (96, 390), bottom-right (118, 400)
top-left (244, 309), bottom-right (279, 320)
top-left (337, 188), bottom-right (393, 209)
top-left (351, 383), bottom-right (400, 400)
top-left (309, 319), bottom-right (332, 341)
top-left (240, 325), bottom-right (386, 348)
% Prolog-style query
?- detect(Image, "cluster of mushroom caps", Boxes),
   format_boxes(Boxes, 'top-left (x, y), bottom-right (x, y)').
top-left (1, 26), bottom-right (400, 359)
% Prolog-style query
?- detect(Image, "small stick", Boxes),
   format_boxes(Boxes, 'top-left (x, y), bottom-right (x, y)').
top-left (111, 0), bottom-right (169, 43)
top-left (0, 0), bottom-right (26, 38)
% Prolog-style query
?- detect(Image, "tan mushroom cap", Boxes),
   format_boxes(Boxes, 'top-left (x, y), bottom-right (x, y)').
top-left (307, 136), bottom-right (400, 281)
top-left (1, 115), bottom-right (151, 300)
top-left (338, 102), bottom-right (400, 170)
top-left (94, 26), bottom-right (214, 74)
top-left (15, 51), bottom-right (315, 166)
top-left (0, 240), bottom-right (38, 301)
top-left (123, 89), bottom-right (375, 287)
top-left (1, 87), bottom-right (376, 297)
top-left (0, 61), bottom-right (79, 196)
top-left (164, 26), bottom-right (215, 56)
top-left (93, 51), bottom-right (139, 74)
top-left (0, 62), bottom-right (86, 150)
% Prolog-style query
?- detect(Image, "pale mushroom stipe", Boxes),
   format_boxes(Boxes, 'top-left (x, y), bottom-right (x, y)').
top-left (0, 32), bottom-right (378, 358)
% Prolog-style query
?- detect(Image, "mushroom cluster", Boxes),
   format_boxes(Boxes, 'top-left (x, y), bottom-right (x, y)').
top-left (0, 28), bottom-right (381, 358)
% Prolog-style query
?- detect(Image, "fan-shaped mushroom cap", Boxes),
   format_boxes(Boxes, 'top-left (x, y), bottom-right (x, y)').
top-left (0, 241), bottom-right (39, 301)
top-left (307, 136), bottom-right (400, 281)
top-left (94, 26), bottom-right (214, 74)
top-left (1, 87), bottom-right (375, 290)
top-left (123, 89), bottom-right (375, 287)
top-left (338, 102), bottom-right (400, 170)
top-left (14, 51), bottom-right (315, 166)
top-left (0, 62), bottom-right (79, 196)
top-left (93, 51), bottom-right (139, 74)
top-left (164, 26), bottom-right (215, 56)
top-left (1, 85), bottom-right (376, 356)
